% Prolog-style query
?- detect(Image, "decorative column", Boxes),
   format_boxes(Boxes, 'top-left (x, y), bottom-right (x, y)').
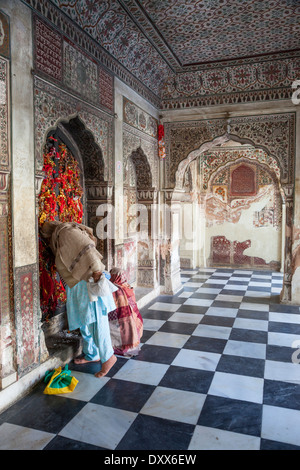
top-left (87, 182), bottom-right (114, 270)
top-left (160, 190), bottom-right (182, 295)
top-left (280, 184), bottom-right (294, 303)
top-left (136, 188), bottom-right (159, 288)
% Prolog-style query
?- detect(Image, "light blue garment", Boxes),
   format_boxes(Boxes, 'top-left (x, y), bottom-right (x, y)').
top-left (66, 281), bottom-right (115, 363)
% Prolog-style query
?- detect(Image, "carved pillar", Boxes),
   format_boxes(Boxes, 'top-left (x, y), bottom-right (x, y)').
top-left (160, 190), bottom-right (182, 295)
top-left (86, 182), bottom-right (114, 270)
top-left (136, 188), bottom-right (159, 288)
top-left (280, 184), bottom-right (294, 303)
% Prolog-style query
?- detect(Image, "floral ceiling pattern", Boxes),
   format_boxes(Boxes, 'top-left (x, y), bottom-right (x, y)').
top-left (44, 0), bottom-right (300, 99)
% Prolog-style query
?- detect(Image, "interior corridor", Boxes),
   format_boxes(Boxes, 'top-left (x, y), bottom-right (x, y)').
top-left (0, 268), bottom-right (299, 451)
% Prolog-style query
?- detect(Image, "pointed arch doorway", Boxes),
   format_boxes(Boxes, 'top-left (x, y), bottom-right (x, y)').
top-left (38, 116), bottom-right (111, 346)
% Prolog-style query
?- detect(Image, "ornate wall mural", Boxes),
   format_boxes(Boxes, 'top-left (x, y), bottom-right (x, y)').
top-left (33, 15), bottom-right (115, 113)
top-left (205, 157), bottom-right (282, 270)
top-left (34, 76), bottom-right (113, 182)
top-left (165, 113), bottom-right (295, 190)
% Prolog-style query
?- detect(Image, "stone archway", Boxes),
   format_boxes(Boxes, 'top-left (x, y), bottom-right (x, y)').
top-left (162, 113), bottom-right (295, 300)
top-left (124, 146), bottom-right (159, 289)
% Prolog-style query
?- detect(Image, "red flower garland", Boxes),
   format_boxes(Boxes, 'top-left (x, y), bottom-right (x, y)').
top-left (38, 138), bottom-right (84, 320)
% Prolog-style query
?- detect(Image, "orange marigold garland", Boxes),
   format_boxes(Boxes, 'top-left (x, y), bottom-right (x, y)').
top-left (38, 137), bottom-right (84, 321)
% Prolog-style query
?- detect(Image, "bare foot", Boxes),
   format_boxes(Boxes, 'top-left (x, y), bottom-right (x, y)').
top-left (74, 357), bottom-right (100, 364)
top-left (95, 355), bottom-right (117, 378)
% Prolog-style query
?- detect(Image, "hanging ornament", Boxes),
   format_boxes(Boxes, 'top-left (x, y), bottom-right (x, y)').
top-left (158, 122), bottom-right (166, 159)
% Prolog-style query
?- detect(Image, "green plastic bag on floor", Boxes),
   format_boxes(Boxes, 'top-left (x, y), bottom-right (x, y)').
top-left (44, 364), bottom-right (78, 395)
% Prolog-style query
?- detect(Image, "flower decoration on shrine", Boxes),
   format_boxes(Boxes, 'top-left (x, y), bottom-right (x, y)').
top-left (38, 136), bottom-right (84, 321)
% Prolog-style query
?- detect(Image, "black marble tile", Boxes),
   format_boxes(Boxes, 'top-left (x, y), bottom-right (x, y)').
top-left (133, 343), bottom-right (180, 365)
top-left (116, 414), bottom-right (194, 450)
top-left (140, 309), bottom-right (174, 320)
top-left (151, 296), bottom-right (186, 304)
top-left (198, 395), bottom-right (262, 437)
top-left (229, 327), bottom-right (268, 344)
top-left (90, 378), bottom-right (155, 413)
top-left (263, 379), bottom-right (300, 410)
top-left (268, 321), bottom-right (300, 335)
top-left (159, 365), bottom-right (214, 394)
top-left (216, 354), bottom-right (265, 378)
top-left (184, 335), bottom-right (227, 354)
top-left (177, 305), bottom-right (209, 314)
top-left (189, 292), bottom-right (218, 300)
top-left (211, 300), bottom-right (241, 309)
top-left (237, 309), bottom-right (269, 321)
top-left (0, 382), bottom-right (85, 434)
top-left (159, 321), bottom-right (198, 335)
top-left (269, 304), bottom-right (300, 313)
top-left (260, 438), bottom-right (300, 450)
top-left (200, 315), bottom-right (235, 328)
top-left (44, 435), bottom-right (106, 450)
top-left (266, 345), bottom-right (296, 363)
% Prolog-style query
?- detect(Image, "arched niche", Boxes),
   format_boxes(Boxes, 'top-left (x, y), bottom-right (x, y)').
top-left (204, 153), bottom-right (284, 271)
top-left (38, 117), bottom-right (112, 347)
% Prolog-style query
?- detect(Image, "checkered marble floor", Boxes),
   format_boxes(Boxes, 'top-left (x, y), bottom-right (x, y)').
top-left (1, 268), bottom-right (300, 450)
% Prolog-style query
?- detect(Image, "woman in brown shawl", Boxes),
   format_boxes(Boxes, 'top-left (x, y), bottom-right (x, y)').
top-left (41, 221), bottom-right (117, 377)
top-left (108, 268), bottom-right (143, 356)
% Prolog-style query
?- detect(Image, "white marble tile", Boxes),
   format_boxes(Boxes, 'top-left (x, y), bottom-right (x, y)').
top-left (184, 282), bottom-right (203, 288)
top-left (0, 423), bottom-right (55, 450)
top-left (178, 291), bottom-right (193, 298)
top-left (251, 274), bottom-right (272, 279)
top-left (168, 311), bottom-right (203, 324)
top-left (203, 279), bottom-right (228, 284)
top-left (195, 287), bottom-right (222, 294)
top-left (229, 277), bottom-right (252, 282)
top-left (233, 270), bottom-right (252, 274)
top-left (149, 302), bottom-right (181, 312)
top-left (206, 306), bottom-right (238, 318)
top-left (244, 290), bottom-right (270, 299)
top-left (184, 298), bottom-right (214, 307)
top-left (271, 287), bottom-right (283, 294)
top-left (215, 294), bottom-right (243, 302)
top-left (56, 371), bottom-right (110, 401)
top-left (140, 386), bottom-right (206, 425)
top-left (233, 317), bottom-right (268, 331)
top-left (59, 403), bottom-right (137, 450)
top-left (211, 272), bottom-right (232, 277)
top-left (192, 323), bottom-right (232, 340)
top-left (113, 359), bottom-right (169, 386)
top-left (223, 284), bottom-right (248, 291)
top-left (223, 340), bottom-right (266, 360)
top-left (249, 281), bottom-right (272, 287)
top-left (192, 274), bottom-right (209, 279)
top-left (261, 405), bottom-right (300, 447)
top-left (146, 331), bottom-right (189, 349)
top-left (269, 312), bottom-right (300, 324)
top-left (142, 318), bottom-right (166, 331)
top-left (267, 331), bottom-right (300, 348)
top-left (240, 302), bottom-right (269, 312)
top-left (189, 425), bottom-right (260, 450)
top-left (208, 371), bottom-right (264, 404)
top-left (172, 349), bottom-right (221, 372)
top-left (264, 360), bottom-right (300, 384)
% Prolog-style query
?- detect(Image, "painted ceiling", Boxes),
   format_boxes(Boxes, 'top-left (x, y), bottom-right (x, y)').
top-left (49, 0), bottom-right (300, 97)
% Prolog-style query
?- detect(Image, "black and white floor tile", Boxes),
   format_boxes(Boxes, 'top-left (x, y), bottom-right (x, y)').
top-left (1, 268), bottom-right (300, 450)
